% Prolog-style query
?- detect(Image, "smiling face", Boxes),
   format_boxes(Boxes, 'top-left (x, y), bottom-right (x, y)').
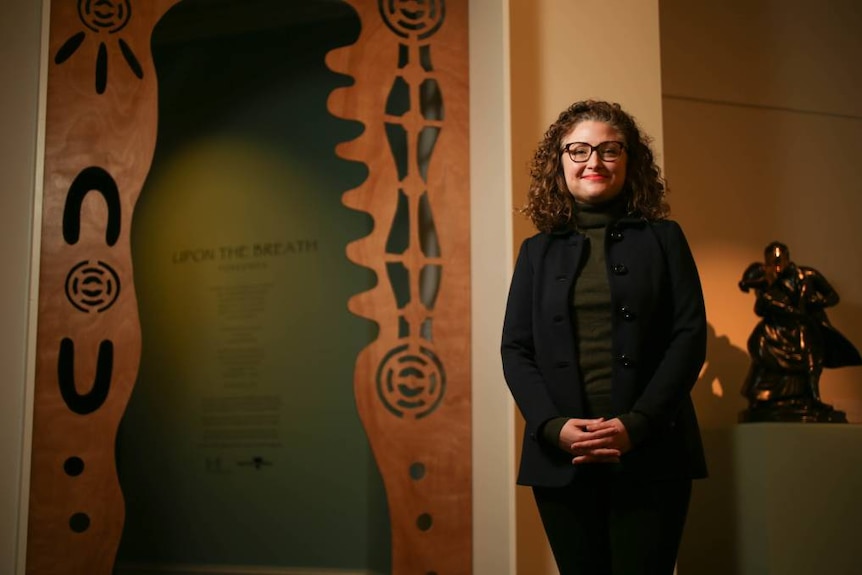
top-left (561, 120), bottom-right (628, 205)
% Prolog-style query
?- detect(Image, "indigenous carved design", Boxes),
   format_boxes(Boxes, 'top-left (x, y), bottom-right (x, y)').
top-left (27, 1), bottom-right (179, 574)
top-left (62, 166), bottom-right (122, 246)
top-left (30, 1), bottom-right (471, 574)
top-left (327, 0), bottom-right (471, 572)
top-left (376, 0), bottom-right (448, 419)
top-left (64, 260), bottom-right (121, 312)
top-left (379, 0), bottom-right (445, 39)
top-left (57, 338), bottom-right (114, 415)
top-left (78, 0), bottom-right (132, 32)
top-left (55, 0), bottom-right (143, 94)
top-left (376, 343), bottom-right (446, 418)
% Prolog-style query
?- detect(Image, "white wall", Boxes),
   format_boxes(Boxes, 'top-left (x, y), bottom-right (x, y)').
top-left (470, 0), bottom-right (517, 573)
top-left (0, 0), bottom-right (42, 573)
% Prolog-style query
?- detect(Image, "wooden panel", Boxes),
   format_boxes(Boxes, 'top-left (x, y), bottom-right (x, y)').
top-left (327, 1), bottom-right (472, 573)
top-left (26, 1), bottom-right (179, 574)
top-left (28, 1), bottom-right (471, 573)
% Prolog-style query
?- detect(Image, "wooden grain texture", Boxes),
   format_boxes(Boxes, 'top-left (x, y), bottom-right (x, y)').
top-left (327, 1), bottom-right (472, 573)
top-left (27, 1), bottom-right (179, 574)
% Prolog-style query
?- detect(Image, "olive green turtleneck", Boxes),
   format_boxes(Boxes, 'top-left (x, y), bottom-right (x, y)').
top-left (570, 200), bottom-right (619, 419)
top-left (541, 197), bottom-right (649, 450)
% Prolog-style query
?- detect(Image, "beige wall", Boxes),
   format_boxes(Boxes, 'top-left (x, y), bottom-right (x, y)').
top-left (662, 0), bottom-right (862, 426)
top-left (509, 1), bottom-right (665, 572)
top-left (510, 0), bottom-right (665, 248)
top-left (470, 0), bottom-right (517, 573)
top-left (0, 0), bottom-right (42, 573)
top-left (661, 1), bottom-right (862, 573)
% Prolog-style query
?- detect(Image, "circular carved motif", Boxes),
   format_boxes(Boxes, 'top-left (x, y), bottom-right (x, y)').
top-left (78, 0), bottom-right (132, 34)
top-left (376, 344), bottom-right (446, 419)
top-left (416, 512), bottom-right (433, 531)
top-left (63, 457), bottom-right (85, 477)
top-left (379, 0), bottom-right (445, 40)
top-left (65, 260), bottom-right (121, 313)
top-left (69, 512), bottom-right (90, 533)
top-left (409, 462), bottom-right (426, 480)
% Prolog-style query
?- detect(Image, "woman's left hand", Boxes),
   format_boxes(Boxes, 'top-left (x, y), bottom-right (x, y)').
top-left (569, 418), bottom-right (631, 464)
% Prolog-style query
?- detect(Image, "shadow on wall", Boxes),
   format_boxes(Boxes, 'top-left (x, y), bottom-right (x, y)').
top-left (678, 322), bottom-right (749, 575)
top-left (696, 323), bottom-right (751, 424)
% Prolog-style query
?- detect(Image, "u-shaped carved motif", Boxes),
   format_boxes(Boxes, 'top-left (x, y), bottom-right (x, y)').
top-left (62, 166), bottom-right (122, 247)
top-left (57, 338), bottom-right (114, 415)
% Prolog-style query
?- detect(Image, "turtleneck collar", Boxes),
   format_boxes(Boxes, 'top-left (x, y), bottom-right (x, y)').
top-left (572, 195), bottom-right (628, 231)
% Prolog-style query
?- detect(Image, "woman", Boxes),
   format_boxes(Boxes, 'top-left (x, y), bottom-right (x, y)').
top-left (501, 100), bottom-right (707, 574)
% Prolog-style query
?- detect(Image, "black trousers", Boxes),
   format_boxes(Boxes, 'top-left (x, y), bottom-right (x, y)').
top-left (532, 469), bottom-right (692, 575)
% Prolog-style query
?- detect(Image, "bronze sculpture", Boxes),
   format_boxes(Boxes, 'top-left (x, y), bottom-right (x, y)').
top-left (738, 241), bottom-right (860, 422)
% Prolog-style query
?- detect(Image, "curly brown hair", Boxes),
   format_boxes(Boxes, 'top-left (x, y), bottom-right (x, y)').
top-left (520, 99), bottom-right (669, 233)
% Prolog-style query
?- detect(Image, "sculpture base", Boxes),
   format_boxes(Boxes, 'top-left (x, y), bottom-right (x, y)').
top-left (732, 424), bottom-right (862, 575)
top-left (740, 398), bottom-right (847, 423)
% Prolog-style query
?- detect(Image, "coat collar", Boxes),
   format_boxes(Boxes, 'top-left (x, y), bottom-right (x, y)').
top-left (548, 214), bottom-right (649, 238)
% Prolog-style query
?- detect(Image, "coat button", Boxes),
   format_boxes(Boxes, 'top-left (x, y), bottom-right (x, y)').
top-left (556, 361), bottom-right (571, 368)
top-left (556, 275), bottom-right (567, 282)
top-left (618, 354), bottom-right (635, 368)
top-left (553, 315), bottom-right (564, 323)
top-left (609, 230), bottom-right (624, 241)
top-left (619, 305), bottom-right (636, 321)
top-left (612, 263), bottom-right (628, 275)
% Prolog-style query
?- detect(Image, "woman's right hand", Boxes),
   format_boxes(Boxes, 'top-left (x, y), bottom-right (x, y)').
top-left (558, 418), bottom-right (621, 464)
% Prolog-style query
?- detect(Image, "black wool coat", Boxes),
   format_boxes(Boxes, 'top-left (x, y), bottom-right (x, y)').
top-left (501, 218), bottom-right (708, 487)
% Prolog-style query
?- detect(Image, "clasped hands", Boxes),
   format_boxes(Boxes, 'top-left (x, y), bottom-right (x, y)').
top-left (558, 417), bottom-right (631, 464)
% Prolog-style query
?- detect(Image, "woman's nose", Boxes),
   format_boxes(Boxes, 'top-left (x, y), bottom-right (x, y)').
top-left (586, 151), bottom-right (604, 167)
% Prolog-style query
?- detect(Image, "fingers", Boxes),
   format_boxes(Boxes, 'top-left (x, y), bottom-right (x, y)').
top-left (568, 426), bottom-right (619, 450)
top-left (574, 447), bottom-right (620, 457)
top-left (576, 426), bottom-right (618, 441)
top-left (568, 417), bottom-right (605, 427)
top-left (568, 446), bottom-right (622, 462)
top-left (570, 436), bottom-right (616, 451)
top-left (558, 419), bottom-right (612, 451)
top-left (572, 435), bottom-right (628, 454)
top-left (562, 423), bottom-right (616, 444)
top-left (583, 419), bottom-right (620, 433)
top-left (560, 417), bottom-right (631, 463)
top-left (568, 417), bottom-right (630, 459)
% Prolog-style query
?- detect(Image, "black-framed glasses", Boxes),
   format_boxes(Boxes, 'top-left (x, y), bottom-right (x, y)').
top-left (561, 141), bottom-right (626, 163)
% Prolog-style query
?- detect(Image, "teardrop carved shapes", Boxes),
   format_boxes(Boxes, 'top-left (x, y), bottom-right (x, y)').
top-left (53, 0), bottom-right (143, 94)
top-left (327, 1), bottom-right (472, 573)
top-left (27, 2), bottom-right (180, 575)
